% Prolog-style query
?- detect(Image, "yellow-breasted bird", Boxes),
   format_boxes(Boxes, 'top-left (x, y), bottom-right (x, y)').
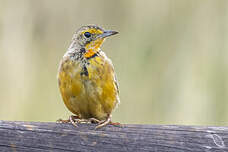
top-left (57, 25), bottom-right (120, 129)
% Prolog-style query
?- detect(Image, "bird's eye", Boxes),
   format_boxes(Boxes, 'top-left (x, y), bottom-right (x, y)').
top-left (84, 32), bottom-right (91, 38)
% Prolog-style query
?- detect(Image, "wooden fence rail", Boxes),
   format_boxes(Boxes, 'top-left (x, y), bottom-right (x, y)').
top-left (0, 120), bottom-right (228, 152)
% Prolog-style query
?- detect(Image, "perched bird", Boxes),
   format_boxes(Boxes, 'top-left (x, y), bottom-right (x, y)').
top-left (57, 25), bottom-right (120, 129)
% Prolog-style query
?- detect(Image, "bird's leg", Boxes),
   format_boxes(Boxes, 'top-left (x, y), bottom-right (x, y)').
top-left (69, 115), bottom-right (78, 127)
top-left (95, 115), bottom-right (123, 129)
top-left (57, 115), bottom-right (101, 126)
top-left (95, 115), bottom-right (112, 129)
top-left (73, 118), bottom-right (101, 124)
top-left (88, 118), bottom-right (101, 124)
top-left (57, 115), bottom-right (122, 129)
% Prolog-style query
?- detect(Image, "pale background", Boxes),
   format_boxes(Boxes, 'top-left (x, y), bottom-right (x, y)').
top-left (0, 0), bottom-right (228, 125)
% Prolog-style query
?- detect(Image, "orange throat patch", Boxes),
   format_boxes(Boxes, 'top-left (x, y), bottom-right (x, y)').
top-left (84, 49), bottom-right (98, 58)
top-left (84, 38), bottom-right (104, 58)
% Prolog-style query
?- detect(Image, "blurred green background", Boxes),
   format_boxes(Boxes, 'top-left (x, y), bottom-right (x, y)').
top-left (0, 0), bottom-right (228, 126)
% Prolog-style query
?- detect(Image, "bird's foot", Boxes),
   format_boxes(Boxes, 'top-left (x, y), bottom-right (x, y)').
top-left (95, 115), bottom-right (123, 129)
top-left (56, 115), bottom-right (80, 127)
top-left (57, 115), bottom-right (122, 129)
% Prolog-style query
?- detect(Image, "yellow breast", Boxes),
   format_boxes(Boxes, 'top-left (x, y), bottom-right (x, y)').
top-left (58, 51), bottom-right (119, 120)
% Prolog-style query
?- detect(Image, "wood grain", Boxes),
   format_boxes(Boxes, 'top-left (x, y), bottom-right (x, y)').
top-left (0, 120), bottom-right (228, 152)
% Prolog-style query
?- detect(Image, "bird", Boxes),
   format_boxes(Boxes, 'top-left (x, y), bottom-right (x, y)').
top-left (57, 25), bottom-right (120, 129)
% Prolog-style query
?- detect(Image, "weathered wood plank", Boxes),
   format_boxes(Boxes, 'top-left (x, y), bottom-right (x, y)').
top-left (0, 120), bottom-right (228, 152)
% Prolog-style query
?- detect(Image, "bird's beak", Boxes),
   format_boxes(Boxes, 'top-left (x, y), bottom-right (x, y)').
top-left (98, 30), bottom-right (118, 39)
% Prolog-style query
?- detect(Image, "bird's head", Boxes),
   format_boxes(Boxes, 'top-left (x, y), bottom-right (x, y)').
top-left (72, 25), bottom-right (118, 58)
